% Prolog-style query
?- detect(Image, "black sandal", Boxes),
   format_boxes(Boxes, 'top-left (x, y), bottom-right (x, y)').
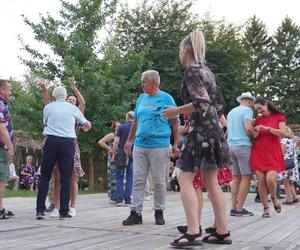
top-left (205, 227), bottom-right (217, 234)
top-left (0, 212), bottom-right (9, 220)
top-left (176, 225), bottom-right (202, 234)
top-left (170, 233), bottom-right (202, 247)
top-left (262, 206), bottom-right (270, 218)
top-left (202, 231), bottom-right (232, 244)
top-left (271, 196), bottom-right (281, 213)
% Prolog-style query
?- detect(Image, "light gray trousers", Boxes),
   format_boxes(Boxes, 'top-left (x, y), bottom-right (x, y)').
top-left (131, 146), bottom-right (170, 213)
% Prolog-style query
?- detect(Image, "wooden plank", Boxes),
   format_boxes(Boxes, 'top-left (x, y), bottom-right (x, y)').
top-left (1, 192), bottom-right (300, 249)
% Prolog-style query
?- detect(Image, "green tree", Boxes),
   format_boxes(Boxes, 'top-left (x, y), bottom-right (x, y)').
top-left (19, 0), bottom-right (132, 189)
top-left (269, 17), bottom-right (300, 122)
top-left (10, 76), bottom-right (45, 139)
top-left (242, 15), bottom-right (272, 96)
top-left (110, 0), bottom-right (200, 105)
top-left (200, 17), bottom-right (247, 113)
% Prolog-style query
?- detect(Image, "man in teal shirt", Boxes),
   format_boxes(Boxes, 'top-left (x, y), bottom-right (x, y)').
top-left (122, 70), bottom-right (180, 226)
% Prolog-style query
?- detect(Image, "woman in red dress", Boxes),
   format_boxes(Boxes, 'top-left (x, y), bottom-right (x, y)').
top-left (250, 97), bottom-right (286, 218)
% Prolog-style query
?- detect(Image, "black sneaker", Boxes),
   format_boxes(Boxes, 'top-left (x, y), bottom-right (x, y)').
top-left (154, 210), bottom-right (165, 225)
top-left (254, 194), bottom-right (261, 203)
top-left (277, 194), bottom-right (285, 200)
top-left (59, 213), bottom-right (72, 220)
top-left (36, 212), bottom-right (45, 220)
top-left (122, 211), bottom-right (143, 226)
top-left (45, 203), bottom-right (55, 212)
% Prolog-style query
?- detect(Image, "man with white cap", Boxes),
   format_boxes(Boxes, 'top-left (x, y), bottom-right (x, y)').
top-left (36, 86), bottom-right (91, 220)
top-left (227, 92), bottom-right (255, 217)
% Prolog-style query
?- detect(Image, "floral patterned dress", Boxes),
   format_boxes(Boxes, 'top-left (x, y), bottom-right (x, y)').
top-left (177, 64), bottom-right (230, 172)
top-left (277, 138), bottom-right (299, 182)
top-left (20, 164), bottom-right (38, 187)
top-left (73, 140), bottom-right (85, 177)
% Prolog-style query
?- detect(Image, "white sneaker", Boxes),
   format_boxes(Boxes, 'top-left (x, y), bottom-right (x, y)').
top-left (50, 208), bottom-right (59, 218)
top-left (144, 196), bottom-right (151, 201)
top-left (69, 207), bottom-right (76, 217)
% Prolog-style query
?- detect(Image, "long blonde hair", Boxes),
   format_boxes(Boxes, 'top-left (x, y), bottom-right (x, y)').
top-left (180, 30), bottom-right (206, 64)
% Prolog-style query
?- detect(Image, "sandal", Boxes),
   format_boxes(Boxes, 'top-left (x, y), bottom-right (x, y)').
top-left (5, 209), bottom-right (15, 217)
top-left (0, 211), bottom-right (9, 220)
top-left (262, 206), bottom-right (270, 218)
top-left (170, 233), bottom-right (202, 247)
top-left (202, 231), bottom-right (232, 244)
top-left (271, 196), bottom-right (281, 213)
top-left (282, 201), bottom-right (294, 205)
top-left (176, 225), bottom-right (202, 234)
top-left (205, 227), bottom-right (217, 234)
top-left (293, 198), bottom-right (299, 203)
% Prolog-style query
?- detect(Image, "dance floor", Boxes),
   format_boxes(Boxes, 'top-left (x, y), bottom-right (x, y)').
top-left (1, 192), bottom-right (300, 249)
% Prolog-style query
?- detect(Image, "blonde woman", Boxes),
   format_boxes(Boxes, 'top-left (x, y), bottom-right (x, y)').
top-left (278, 126), bottom-right (299, 204)
top-left (163, 31), bottom-right (231, 246)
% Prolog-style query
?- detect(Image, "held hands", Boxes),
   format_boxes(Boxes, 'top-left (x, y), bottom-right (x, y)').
top-left (254, 125), bottom-right (269, 132)
top-left (253, 125), bottom-right (271, 138)
top-left (107, 148), bottom-right (113, 156)
top-left (124, 141), bottom-right (133, 155)
top-left (170, 144), bottom-right (180, 159)
top-left (161, 106), bottom-right (178, 119)
top-left (111, 154), bottom-right (115, 162)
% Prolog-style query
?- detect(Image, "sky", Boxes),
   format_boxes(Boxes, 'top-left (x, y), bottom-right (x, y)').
top-left (1, 0), bottom-right (300, 80)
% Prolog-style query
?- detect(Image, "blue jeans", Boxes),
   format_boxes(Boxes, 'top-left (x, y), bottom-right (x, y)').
top-left (115, 157), bottom-right (133, 203)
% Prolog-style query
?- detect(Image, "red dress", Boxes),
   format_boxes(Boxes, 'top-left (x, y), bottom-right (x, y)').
top-left (250, 113), bottom-right (285, 172)
top-left (193, 166), bottom-right (233, 189)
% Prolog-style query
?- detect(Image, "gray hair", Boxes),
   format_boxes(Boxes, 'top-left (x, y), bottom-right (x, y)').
top-left (52, 86), bottom-right (67, 100)
top-left (26, 155), bottom-right (33, 162)
top-left (142, 70), bottom-right (160, 86)
top-left (126, 111), bottom-right (134, 121)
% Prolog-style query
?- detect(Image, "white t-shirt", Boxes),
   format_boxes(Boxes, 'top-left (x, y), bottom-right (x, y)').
top-left (9, 162), bottom-right (17, 177)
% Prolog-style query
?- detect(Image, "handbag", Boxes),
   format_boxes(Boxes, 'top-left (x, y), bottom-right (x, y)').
top-left (284, 140), bottom-right (296, 170)
top-left (284, 158), bottom-right (295, 170)
top-left (115, 149), bottom-right (127, 168)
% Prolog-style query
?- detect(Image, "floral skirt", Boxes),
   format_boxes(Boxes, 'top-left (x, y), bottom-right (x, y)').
top-left (73, 142), bottom-right (85, 177)
top-left (177, 130), bottom-right (230, 172)
top-left (277, 166), bottom-right (299, 182)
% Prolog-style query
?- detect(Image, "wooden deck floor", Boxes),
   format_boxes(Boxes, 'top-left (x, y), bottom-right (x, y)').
top-left (1, 192), bottom-right (300, 250)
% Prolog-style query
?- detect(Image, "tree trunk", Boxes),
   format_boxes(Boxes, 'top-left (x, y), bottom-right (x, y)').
top-left (88, 154), bottom-right (94, 191)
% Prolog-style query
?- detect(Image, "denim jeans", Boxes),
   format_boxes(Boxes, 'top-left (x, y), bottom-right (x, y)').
top-left (115, 157), bottom-right (133, 203)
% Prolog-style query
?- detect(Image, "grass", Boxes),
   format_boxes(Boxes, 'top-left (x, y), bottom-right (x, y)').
top-left (4, 189), bottom-right (101, 198)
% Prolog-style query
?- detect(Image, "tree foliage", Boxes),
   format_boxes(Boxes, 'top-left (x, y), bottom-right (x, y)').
top-left (19, 0), bottom-right (133, 154)
top-left (242, 15), bottom-right (272, 95)
top-left (110, 0), bottom-right (200, 105)
top-left (269, 17), bottom-right (300, 122)
top-left (16, 0), bottom-right (300, 151)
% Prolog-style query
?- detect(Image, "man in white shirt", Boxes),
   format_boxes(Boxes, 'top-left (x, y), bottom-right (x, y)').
top-left (7, 162), bottom-right (19, 190)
